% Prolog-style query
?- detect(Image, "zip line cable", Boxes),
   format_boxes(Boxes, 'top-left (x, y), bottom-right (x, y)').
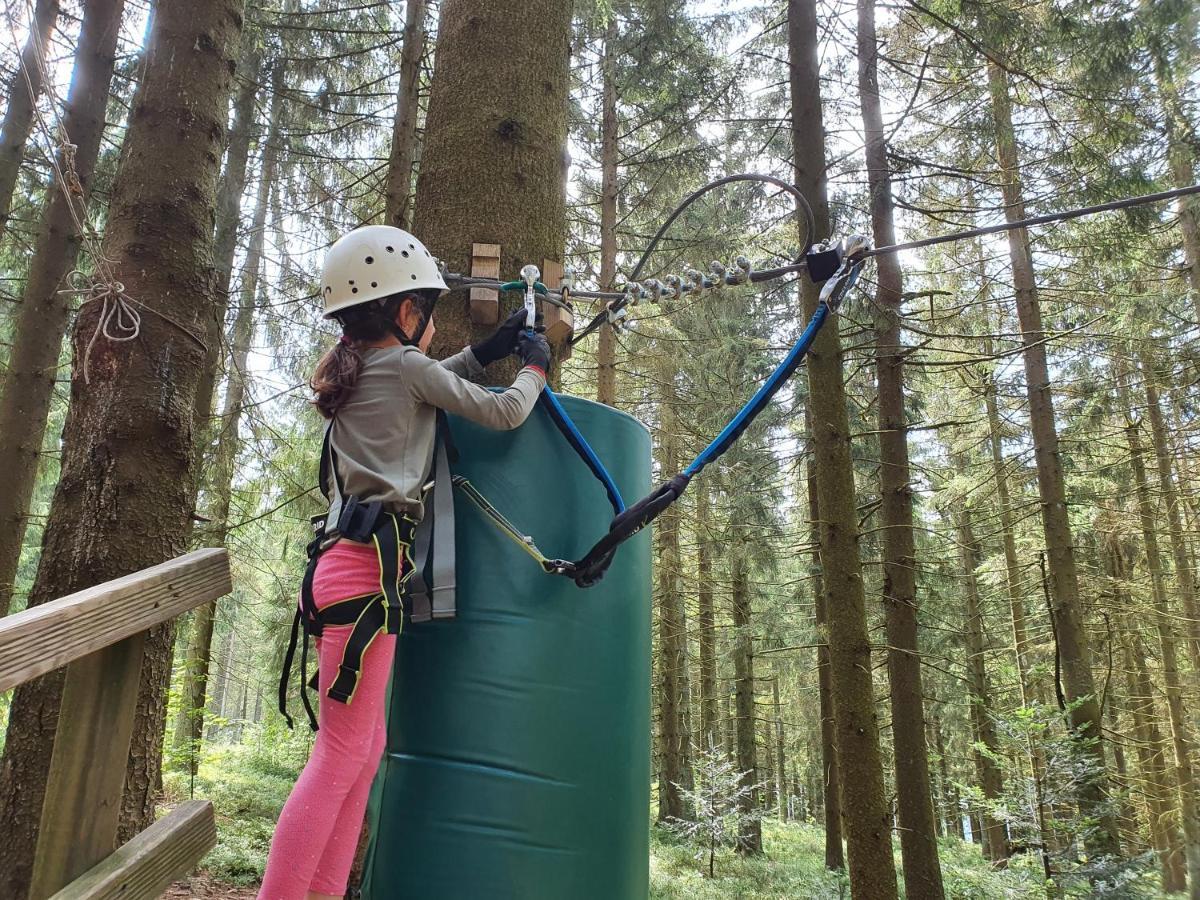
top-left (457, 175), bottom-right (1200, 588)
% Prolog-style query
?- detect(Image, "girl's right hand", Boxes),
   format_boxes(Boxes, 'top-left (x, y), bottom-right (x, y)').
top-left (517, 331), bottom-right (550, 374)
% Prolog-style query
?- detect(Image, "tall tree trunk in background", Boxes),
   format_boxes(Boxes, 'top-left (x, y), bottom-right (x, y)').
top-left (1150, 39), bottom-right (1200, 322)
top-left (384, 0), bottom-right (426, 230)
top-left (790, 2), bottom-right (897, 894)
top-left (0, 3), bottom-right (243, 892)
top-left (413, 0), bottom-right (572, 378)
top-left (855, 1), bottom-right (943, 892)
top-left (193, 33), bottom-right (263, 442)
top-left (986, 60), bottom-right (1117, 854)
top-left (207, 624), bottom-right (236, 742)
top-left (932, 710), bottom-right (964, 839)
top-left (1122, 381), bottom-right (1200, 895)
top-left (809, 451), bottom-right (844, 869)
top-left (1142, 356), bottom-right (1200, 672)
top-left (0, 0), bottom-right (124, 618)
top-left (953, 487), bottom-right (1009, 864)
top-left (655, 376), bottom-right (692, 822)
top-left (595, 16), bottom-right (619, 406)
top-left (773, 673), bottom-right (786, 820)
top-left (0, 0), bottom-right (60, 243)
top-left (1111, 527), bottom-right (1187, 892)
top-left (697, 482), bottom-right (718, 751)
top-left (731, 549), bottom-right (762, 853)
top-left (173, 64), bottom-right (284, 766)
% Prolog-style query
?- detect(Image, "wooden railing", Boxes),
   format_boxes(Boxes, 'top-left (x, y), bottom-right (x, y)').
top-left (0, 548), bottom-right (232, 900)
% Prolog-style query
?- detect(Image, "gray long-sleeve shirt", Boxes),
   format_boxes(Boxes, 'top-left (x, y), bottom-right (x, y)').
top-left (325, 345), bottom-right (545, 523)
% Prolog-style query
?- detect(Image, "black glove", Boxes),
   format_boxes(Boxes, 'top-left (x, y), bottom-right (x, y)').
top-left (516, 330), bottom-right (551, 373)
top-left (470, 307), bottom-right (528, 367)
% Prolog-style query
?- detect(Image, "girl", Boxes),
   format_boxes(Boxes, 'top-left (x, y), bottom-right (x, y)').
top-left (259, 225), bottom-right (549, 900)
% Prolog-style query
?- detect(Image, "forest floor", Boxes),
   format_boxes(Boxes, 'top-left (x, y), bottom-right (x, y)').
top-left (162, 739), bottom-right (1162, 899)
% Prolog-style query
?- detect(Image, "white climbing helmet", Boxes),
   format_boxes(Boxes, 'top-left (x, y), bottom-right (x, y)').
top-left (320, 225), bottom-right (448, 319)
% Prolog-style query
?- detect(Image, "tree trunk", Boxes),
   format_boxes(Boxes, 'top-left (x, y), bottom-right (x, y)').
top-left (855, 0), bottom-right (943, 892)
top-left (731, 551), bottom-right (762, 854)
top-left (596, 17), bottom-right (619, 407)
top-left (1141, 355), bottom-right (1200, 673)
top-left (0, 3), bottom-right (243, 891)
top-left (193, 32), bottom-right (263, 444)
top-left (810, 451), bottom-right (844, 869)
top-left (412, 0), bottom-right (571, 378)
top-left (0, 0), bottom-right (124, 618)
top-left (953, 486), bottom-right (1009, 864)
top-left (1123, 380), bottom-right (1200, 895)
top-left (173, 63), bottom-right (283, 767)
top-left (985, 59), bottom-right (1117, 854)
top-left (790, 2), bottom-right (896, 894)
top-left (207, 623), bottom-right (236, 742)
top-left (384, 0), bottom-right (426, 230)
top-left (1151, 39), bottom-right (1200, 322)
top-left (697, 482), bottom-right (718, 751)
top-left (0, 0), bottom-right (60, 243)
top-left (655, 378), bottom-right (692, 822)
top-left (773, 673), bottom-right (786, 821)
top-left (1117, 576), bottom-right (1186, 893)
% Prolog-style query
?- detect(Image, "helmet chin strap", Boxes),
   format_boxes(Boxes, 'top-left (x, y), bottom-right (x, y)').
top-left (390, 294), bottom-right (431, 347)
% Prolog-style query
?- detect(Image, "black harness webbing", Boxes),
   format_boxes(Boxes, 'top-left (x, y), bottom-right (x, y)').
top-left (278, 419), bottom-right (418, 731)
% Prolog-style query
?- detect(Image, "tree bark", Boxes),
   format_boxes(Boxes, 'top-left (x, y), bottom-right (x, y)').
top-left (810, 450), bottom-right (844, 869)
top-left (412, 0), bottom-right (572, 379)
top-left (0, 0), bottom-right (124, 618)
top-left (773, 673), bottom-right (786, 821)
top-left (193, 32), bottom-right (263, 444)
top-left (697, 482), bottom-right (718, 751)
top-left (953, 484), bottom-right (1009, 864)
top-left (0, 3), bottom-right (243, 892)
top-left (173, 62), bottom-right (283, 767)
top-left (655, 378), bottom-right (692, 822)
top-left (790, 2), bottom-right (897, 894)
top-left (1141, 355), bottom-right (1200, 673)
top-left (1114, 548), bottom-right (1186, 895)
top-left (985, 59), bottom-right (1118, 854)
top-left (855, 0), bottom-right (943, 892)
top-left (384, 0), bottom-right (426, 230)
top-left (1150, 37), bottom-right (1200, 323)
top-left (1122, 377), bottom-right (1200, 896)
top-left (0, 0), bottom-right (60, 244)
top-left (731, 551), bottom-right (762, 854)
top-left (596, 17), bottom-right (619, 407)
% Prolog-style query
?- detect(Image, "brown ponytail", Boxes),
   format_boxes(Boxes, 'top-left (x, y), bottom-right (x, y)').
top-left (309, 290), bottom-right (437, 418)
top-left (311, 341), bottom-right (363, 419)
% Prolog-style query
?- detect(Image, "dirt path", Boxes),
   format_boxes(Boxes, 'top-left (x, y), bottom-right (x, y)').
top-left (165, 872), bottom-right (258, 899)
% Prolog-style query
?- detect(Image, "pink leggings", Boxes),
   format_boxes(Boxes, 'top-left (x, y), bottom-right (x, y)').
top-left (259, 541), bottom-right (399, 899)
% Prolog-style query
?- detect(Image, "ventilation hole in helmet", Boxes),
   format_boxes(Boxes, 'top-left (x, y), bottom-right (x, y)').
top-left (365, 256), bottom-right (374, 264)
top-left (411, 273), bottom-right (417, 280)
top-left (349, 279), bottom-right (355, 285)
top-left (409, 243), bottom-right (415, 249)
top-left (386, 245), bottom-right (395, 253)
top-left (352, 287), bottom-right (359, 294)
top-left (401, 250), bottom-right (409, 258)
top-left (371, 281), bottom-right (378, 288)
top-left (324, 286), bottom-right (331, 294)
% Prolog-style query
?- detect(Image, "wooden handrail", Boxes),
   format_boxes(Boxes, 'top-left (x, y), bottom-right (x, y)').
top-left (0, 548), bottom-right (231, 693)
top-left (5, 549), bottom-right (234, 899)
top-left (48, 801), bottom-right (217, 900)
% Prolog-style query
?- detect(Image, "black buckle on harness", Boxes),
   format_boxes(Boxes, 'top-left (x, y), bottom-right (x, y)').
top-left (337, 495), bottom-right (383, 542)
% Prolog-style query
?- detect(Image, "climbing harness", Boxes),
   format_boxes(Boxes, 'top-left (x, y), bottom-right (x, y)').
top-left (279, 419), bottom-right (420, 731)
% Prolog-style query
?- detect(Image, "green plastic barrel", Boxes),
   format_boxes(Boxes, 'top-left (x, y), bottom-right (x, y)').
top-left (362, 394), bottom-right (652, 900)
